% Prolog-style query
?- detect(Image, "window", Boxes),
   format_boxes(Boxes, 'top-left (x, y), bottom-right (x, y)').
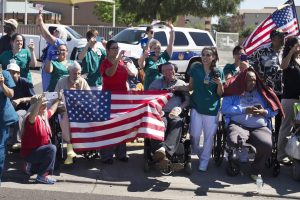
top-left (189, 32), bottom-right (214, 46)
top-left (112, 29), bottom-right (144, 45)
top-left (154, 31), bottom-right (167, 46)
top-left (174, 31), bottom-right (189, 46)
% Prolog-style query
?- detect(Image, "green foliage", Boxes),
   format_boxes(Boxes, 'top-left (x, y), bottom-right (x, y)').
top-left (119, 0), bottom-right (243, 22)
top-left (216, 16), bottom-right (231, 32)
top-left (239, 25), bottom-right (256, 40)
top-left (94, 0), bottom-right (139, 26)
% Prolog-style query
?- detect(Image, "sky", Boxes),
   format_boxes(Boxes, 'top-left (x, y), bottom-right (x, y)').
top-left (240, 0), bottom-right (300, 9)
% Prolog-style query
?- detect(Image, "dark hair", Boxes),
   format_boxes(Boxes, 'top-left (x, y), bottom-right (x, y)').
top-left (106, 40), bottom-right (117, 51)
top-left (86, 29), bottom-right (98, 41)
top-left (158, 62), bottom-right (178, 73)
top-left (232, 45), bottom-right (244, 55)
top-left (11, 33), bottom-right (25, 49)
top-left (146, 26), bottom-right (153, 33)
top-left (202, 47), bottom-right (219, 70)
top-left (283, 36), bottom-right (299, 59)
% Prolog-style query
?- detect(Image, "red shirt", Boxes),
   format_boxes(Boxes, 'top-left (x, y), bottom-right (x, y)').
top-left (20, 110), bottom-right (53, 157)
top-left (100, 58), bottom-right (128, 91)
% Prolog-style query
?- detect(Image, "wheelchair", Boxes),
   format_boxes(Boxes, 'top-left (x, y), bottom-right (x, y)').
top-left (143, 108), bottom-right (192, 175)
top-left (212, 114), bottom-right (280, 177)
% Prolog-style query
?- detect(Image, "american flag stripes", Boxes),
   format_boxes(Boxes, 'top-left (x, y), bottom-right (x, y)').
top-left (243, 0), bottom-right (299, 55)
top-left (63, 90), bottom-right (172, 152)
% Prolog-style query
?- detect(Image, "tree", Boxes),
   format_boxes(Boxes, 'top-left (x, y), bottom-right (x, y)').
top-left (216, 16), bottom-right (231, 32)
top-left (94, 0), bottom-right (139, 26)
top-left (239, 25), bottom-right (256, 41)
top-left (119, 0), bottom-right (243, 22)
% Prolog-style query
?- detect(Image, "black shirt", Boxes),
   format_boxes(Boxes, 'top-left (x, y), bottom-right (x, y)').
top-left (0, 35), bottom-right (12, 55)
top-left (12, 77), bottom-right (35, 111)
top-left (282, 61), bottom-right (300, 99)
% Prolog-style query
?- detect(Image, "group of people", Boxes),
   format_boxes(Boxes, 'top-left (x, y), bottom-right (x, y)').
top-left (0, 15), bottom-right (299, 185)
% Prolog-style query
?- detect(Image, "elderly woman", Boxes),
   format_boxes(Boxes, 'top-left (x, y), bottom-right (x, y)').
top-left (45, 44), bottom-right (73, 92)
top-left (54, 61), bottom-right (90, 165)
top-left (0, 33), bottom-right (37, 83)
top-left (277, 36), bottom-right (300, 164)
top-left (100, 40), bottom-right (137, 164)
top-left (0, 68), bottom-right (18, 183)
top-left (138, 22), bottom-right (174, 90)
top-left (21, 94), bottom-right (60, 184)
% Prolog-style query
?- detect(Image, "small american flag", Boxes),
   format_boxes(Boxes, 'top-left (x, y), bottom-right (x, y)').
top-left (243, 0), bottom-right (299, 55)
top-left (64, 90), bottom-right (172, 152)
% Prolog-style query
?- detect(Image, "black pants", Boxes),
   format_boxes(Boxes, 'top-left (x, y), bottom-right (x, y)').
top-left (150, 115), bottom-right (183, 157)
top-left (275, 94), bottom-right (282, 136)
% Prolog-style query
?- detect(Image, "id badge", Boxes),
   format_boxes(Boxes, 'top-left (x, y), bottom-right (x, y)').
top-left (204, 75), bottom-right (210, 84)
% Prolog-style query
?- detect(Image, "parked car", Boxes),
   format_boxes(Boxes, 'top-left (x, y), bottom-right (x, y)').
top-left (111, 24), bottom-right (216, 77)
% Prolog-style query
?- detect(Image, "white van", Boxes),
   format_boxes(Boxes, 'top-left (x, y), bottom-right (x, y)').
top-left (23, 24), bottom-right (87, 61)
top-left (111, 24), bottom-right (216, 74)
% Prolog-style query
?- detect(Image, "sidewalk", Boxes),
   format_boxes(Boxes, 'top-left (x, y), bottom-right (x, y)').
top-left (2, 144), bottom-right (300, 200)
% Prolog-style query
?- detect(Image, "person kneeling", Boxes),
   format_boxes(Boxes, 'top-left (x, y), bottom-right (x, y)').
top-left (149, 62), bottom-right (189, 168)
top-left (20, 94), bottom-right (60, 184)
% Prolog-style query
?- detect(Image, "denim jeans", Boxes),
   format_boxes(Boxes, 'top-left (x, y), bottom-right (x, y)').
top-left (0, 127), bottom-right (9, 182)
top-left (25, 144), bottom-right (57, 176)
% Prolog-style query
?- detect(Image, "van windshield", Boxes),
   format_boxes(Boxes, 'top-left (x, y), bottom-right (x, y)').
top-left (112, 29), bottom-right (144, 45)
top-left (65, 27), bottom-right (83, 39)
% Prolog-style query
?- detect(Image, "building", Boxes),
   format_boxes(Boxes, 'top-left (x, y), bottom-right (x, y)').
top-left (176, 15), bottom-right (212, 31)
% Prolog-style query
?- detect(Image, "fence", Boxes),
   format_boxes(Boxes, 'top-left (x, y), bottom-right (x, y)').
top-left (6, 24), bottom-right (126, 39)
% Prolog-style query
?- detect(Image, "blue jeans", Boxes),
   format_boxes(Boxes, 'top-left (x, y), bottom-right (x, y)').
top-left (25, 144), bottom-right (56, 176)
top-left (0, 127), bottom-right (9, 182)
top-left (42, 65), bottom-right (51, 92)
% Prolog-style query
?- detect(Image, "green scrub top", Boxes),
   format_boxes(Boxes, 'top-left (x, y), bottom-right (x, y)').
top-left (47, 60), bottom-right (73, 92)
top-left (188, 63), bottom-right (225, 116)
top-left (144, 50), bottom-right (170, 90)
top-left (0, 49), bottom-right (32, 83)
top-left (223, 63), bottom-right (239, 78)
top-left (79, 47), bottom-right (106, 87)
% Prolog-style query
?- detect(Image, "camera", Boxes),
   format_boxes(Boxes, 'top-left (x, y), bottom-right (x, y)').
top-left (149, 51), bottom-right (156, 56)
top-left (211, 68), bottom-right (221, 78)
top-left (44, 92), bottom-right (58, 100)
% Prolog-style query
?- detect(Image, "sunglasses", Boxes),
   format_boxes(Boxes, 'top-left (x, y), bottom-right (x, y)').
top-left (110, 47), bottom-right (119, 50)
top-left (202, 54), bottom-right (212, 57)
top-left (149, 31), bottom-right (154, 34)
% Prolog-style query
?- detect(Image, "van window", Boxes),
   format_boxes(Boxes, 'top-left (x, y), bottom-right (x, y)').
top-left (154, 31), bottom-right (167, 46)
top-left (112, 29), bottom-right (144, 45)
top-left (189, 32), bottom-right (214, 46)
top-left (65, 27), bottom-right (83, 39)
top-left (174, 31), bottom-right (189, 46)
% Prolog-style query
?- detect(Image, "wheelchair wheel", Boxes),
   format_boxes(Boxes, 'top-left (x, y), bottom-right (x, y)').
top-left (226, 160), bottom-right (240, 176)
top-left (184, 161), bottom-right (192, 175)
top-left (292, 159), bottom-right (300, 181)
top-left (272, 160), bottom-right (280, 177)
top-left (144, 161), bottom-right (151, 173)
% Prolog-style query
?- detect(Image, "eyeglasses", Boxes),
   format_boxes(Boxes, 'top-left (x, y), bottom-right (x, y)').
top-left (202, 54), bottom-right (212, 57)
top-left (110, 47), bottom-right (119, 50)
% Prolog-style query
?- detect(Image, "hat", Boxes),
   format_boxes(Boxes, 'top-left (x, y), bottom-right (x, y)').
top-left (4, 19), bottom-right (18, 29)
top-left (7, 59), bottom-right (20, 72)
top-left (270, 28), bottom-right (287, 38)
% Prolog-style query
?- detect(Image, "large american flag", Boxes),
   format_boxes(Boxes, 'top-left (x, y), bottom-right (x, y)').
top-left (243, 0), bottom-right (299, 55)
top-left (63, 90), bottom-right (172, 152)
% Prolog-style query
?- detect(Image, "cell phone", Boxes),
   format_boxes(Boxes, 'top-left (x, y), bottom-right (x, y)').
top-left (44, 92), bottom-right (58, 100)
top-left (96, 36), bottom-right (104, 42)
top-left (29, 39), bottom-right (34, 44)
top-left (36, 4), bottom-right (44, 14)
top-left (149, 51), bottom-right (156, 56)
top-left (124, 50), bottom-right (131, 57)
top-left (240, 54), bottom-right (248, 62)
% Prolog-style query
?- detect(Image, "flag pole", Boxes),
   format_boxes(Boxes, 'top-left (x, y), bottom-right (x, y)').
top-left (291, 0), bottom-right (300, 35)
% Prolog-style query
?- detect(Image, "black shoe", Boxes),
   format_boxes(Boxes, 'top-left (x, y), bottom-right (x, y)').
top-left (102, 159), bottom-right (114, 164)
top-left (279, 157), bottom-right (293, 166)
top-left (117, 157), bottom-right (129, 162)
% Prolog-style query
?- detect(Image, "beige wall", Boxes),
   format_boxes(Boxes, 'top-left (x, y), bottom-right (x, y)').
top-left (42, 2), bottom-right (109, 26)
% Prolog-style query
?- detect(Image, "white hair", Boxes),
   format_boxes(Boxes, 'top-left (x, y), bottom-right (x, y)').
top-left (68, 61), bottom-right (81, 73)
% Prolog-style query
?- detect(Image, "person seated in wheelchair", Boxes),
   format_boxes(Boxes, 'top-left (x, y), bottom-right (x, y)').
top-left (222, 68), bottom-right (283, 180)
top-left (148, 62), bottom-right (189, 168)
top-left (54, 61), bottom-right (90, 165)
